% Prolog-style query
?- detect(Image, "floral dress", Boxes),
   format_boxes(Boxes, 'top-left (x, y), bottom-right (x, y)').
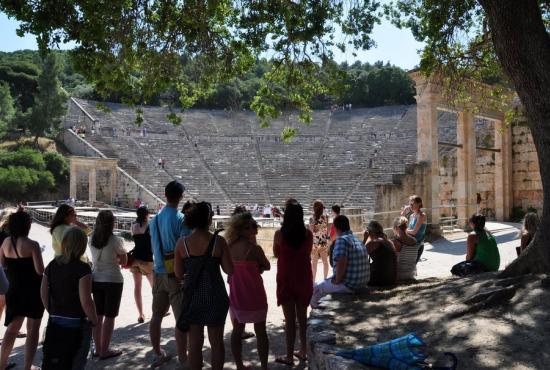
top-left (309, 215), bottom-right (329, 255)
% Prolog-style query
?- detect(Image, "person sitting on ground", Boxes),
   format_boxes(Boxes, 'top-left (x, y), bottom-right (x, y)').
top-left (41, 227), bottom-right (98, 369)
top-left (50, 204), bottom-right (91, 261)
top-left (518, 212), bottom-right (539, 255)
top-left (89, 210), bottom-right (127, 360)
top-left (129, 206), bottom-right (154, 324)
top-left (0, 210), bottom-right (44, 370)
top-left (451, 213), bottom-right (500, 277)
top-left (391, 217), bottom-right (419, 281)
top-left (310, 215), bottom-right (369, 308)
top-left (225, 212), bottom-right (270, 370)
top-left (406, 196), bottom-right (427, 262)
top-left (273, 200), bottom-right (312, 366)
top-left (364, 221), bottom-right (397, 287)
top-left (309, 200), bottom-right (330, 282)
top-left (174, 202), bottom-right (233, 370)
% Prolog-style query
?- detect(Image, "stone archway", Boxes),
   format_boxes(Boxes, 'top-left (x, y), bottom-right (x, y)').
top-left (69, 156), bottom-right (118, 204)
top-left (410, 73), bottom-right (513, 224)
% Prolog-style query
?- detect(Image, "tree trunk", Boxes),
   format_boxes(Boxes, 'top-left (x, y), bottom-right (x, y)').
top-left (478, 0), bottom-right (550, 275)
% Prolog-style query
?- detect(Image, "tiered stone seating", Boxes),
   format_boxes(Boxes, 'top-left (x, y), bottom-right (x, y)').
top-left (66, 98), bottom-right (463, 211)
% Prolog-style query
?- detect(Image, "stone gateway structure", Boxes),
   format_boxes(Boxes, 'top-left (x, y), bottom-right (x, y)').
top-left (69, 156), bottom-right (118, 204)
top-left (411, 72), bottom-right (513, 225)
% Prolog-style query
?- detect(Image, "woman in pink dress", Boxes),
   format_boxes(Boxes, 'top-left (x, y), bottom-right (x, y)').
top-left (226, 212), bottom-right (270, 370)
top-left (274, 200), bottom-right (313, 366)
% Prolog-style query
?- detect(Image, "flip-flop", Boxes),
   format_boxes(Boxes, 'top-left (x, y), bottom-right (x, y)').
top-left (293, 352), bottom-right (307, 361)
top-left (99, 350), bottom-right (122, 360)
top-left (275, 357), bottom-right (294, 367)
top-left (241, 331), bottom-right (255, 340)
top-left (16, 332), bottom-right (26, 338)
top-left (5, 363), bottom-right (16, 370)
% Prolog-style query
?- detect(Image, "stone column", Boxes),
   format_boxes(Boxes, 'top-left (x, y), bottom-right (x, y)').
top-left (88, 167), bottom-right (97, 204)
top-left (416, 85), bottom-right (440, 225)
top-left (494, 119), bottom-right (512, 221)
top-left (110, 165), bottom-right (117, 205)
top-left (70, 159), bottom-right (77, 199)
top-left (456, 111), bottom-right (477, 225)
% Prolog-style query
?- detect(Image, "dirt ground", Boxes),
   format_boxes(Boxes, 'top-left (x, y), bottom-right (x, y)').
top-left (3, 221), bottom-right (526, 369)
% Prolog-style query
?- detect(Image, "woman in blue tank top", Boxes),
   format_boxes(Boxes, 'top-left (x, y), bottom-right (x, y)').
top-left (406, 196), bottom-right (427, 243)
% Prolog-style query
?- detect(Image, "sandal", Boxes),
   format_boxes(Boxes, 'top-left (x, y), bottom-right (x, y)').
top-left (137, 316), bottom-right (145, 324)
top-left (293, 351), bottom-right (307, 361)
top-left (99, 349), bottom-right (122, 360)
top-left (275, 356), bottom-right (294, 367)
top-left (5, 363), bottom-right (16, 370)
top-left (16, 332), bottom-right (26, 338)
top-left (241, 331), bottom-right (255, 340)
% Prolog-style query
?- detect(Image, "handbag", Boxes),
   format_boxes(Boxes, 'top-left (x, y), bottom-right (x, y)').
top-left (155, 216), bottom-right (175, 274)
top-left (177, 230), bottom-right (220, 333)
top-left (121, 250), bottom-right (135, 269)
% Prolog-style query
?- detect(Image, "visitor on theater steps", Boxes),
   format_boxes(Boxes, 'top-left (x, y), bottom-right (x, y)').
top-left (149, 181), bottom-right (190, 367)
top-left (451, 213), bottom-right (500, 277)
top-left (310, 215), bottom-right (369, 308)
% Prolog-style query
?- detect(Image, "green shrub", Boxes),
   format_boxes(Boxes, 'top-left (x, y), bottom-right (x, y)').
top-left (0, 166), bottom-right (55, 199)
top-left (0, 148), bottom-right (45, 170)
top-left (43, 151), bottom-right (68, 182)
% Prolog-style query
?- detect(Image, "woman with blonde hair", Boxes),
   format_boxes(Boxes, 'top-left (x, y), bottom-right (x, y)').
top-left (518, 212), bottom-right (539, 255)
top-left (89, 210), bottom-right (127, 360)
top-left (225, 212), bottom-right (270, 370)
top-left (309, 200), bottom-right (329, 282)
top-left (391, 217), bottom-right (419, 281)
top-left (41, 227), bottom-right (98, 369)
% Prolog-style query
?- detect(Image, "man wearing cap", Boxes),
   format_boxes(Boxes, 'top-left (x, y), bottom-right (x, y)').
top-left (148, 181), bottom-right (190, 367)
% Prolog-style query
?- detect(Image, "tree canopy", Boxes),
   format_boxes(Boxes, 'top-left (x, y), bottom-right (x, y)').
top-left (2, 0), bottom-right (550, 274)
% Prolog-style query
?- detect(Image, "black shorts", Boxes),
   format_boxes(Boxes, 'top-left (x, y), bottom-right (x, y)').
top-left (92, 282), bottom-right (123, 318)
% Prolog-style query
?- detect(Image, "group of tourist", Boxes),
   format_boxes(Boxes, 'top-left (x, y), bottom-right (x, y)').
top-left (0, 182), bottom-right (540, 369)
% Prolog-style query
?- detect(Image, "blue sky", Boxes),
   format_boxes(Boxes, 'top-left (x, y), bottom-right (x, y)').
top-left (0, 11), bottom-right (423, 70)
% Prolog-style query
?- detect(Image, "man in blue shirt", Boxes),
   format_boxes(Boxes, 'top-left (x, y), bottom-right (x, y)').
top-left (310, 215), bottom-right (370, 308)
top-left (148, 181), bottom-right (190, 367)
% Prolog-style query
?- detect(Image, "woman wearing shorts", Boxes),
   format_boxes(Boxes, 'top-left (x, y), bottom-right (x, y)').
top-left (129, 206), bottom-right (153, 323)
top-left (309, 200), bottom-right (329, 282)
top-left (89, 210), bottom-right (127, 360)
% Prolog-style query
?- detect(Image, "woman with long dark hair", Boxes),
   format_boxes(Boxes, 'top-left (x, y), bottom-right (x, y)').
top-left (309, 200), bottom-right (329, 282)
top-left (50, 204), bottom-right (90, 259)
top-left (274, 200), bottom-right (313, 366)
top-left (0, 211), bottom-right (44, 370)
top-left (89, 210), bottom-right (127, 360)
top-left (174, 202), bottom-right (233, 370)
top-left (451, 213), bottom-right (500, 276)
top-left (129, 206), bottom-right (153, 323)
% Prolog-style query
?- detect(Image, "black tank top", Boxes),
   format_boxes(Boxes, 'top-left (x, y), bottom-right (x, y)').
top-left (132, 226), bottom-right (153, 262)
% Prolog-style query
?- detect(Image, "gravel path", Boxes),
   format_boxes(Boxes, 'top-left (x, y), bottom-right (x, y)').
top-left (3, 221), bottom-right (520, 369)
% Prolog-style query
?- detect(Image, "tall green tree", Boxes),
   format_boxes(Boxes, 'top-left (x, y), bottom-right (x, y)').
top-left (26, 53), bottom-right (67, 145)
top-left (0, 81), bottom-right (15, 138)
top-left (1, 0), bottom-right (549, 275)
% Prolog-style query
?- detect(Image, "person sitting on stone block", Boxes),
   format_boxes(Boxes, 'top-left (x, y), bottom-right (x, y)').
top-left (310, 215), bottom-right (369, 308)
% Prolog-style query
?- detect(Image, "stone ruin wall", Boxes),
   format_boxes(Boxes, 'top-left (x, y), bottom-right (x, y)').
top-left (511, 124), bottom-right (543, 214)
top-left (376, 124), bottom-right (542, 224)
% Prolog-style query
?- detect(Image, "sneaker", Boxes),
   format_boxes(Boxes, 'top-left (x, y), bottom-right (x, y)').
top-left (152, 351), bottom-right (172, 368)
